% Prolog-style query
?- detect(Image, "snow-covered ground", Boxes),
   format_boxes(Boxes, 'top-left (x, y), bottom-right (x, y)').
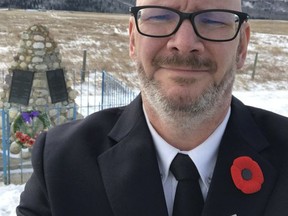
top-left (0, 184), bottom-right (25, 216)
top-left (234, 90), bottom-right (288, 117)
top-left (1, 89), bottom-right (288, 216)
top-left (0, 10), bottom-right (287, 216)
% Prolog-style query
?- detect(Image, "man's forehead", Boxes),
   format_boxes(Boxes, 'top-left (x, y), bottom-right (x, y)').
top-left (135, 0), bottom-right (242, 10)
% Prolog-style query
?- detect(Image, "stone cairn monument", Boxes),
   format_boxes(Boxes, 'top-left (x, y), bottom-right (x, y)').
top-left (0, 24), bottom-right (82, 155)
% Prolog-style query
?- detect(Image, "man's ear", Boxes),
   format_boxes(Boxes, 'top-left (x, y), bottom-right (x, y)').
top-left (237, 23), bottom-right (251, 69)
top-left (129, 17), bottom-right (137, 60)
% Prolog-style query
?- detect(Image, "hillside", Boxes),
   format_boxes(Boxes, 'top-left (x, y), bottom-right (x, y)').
top-left (242, 0), bottom-right (288, 20)
top-left (0, 0), bottom-right (288, 20)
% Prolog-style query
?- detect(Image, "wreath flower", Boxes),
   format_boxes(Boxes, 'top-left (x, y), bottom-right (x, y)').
top-left (12, 110), bottom-right (51, 148)
top-left (230, 156), bottom-right (264, 194)
top-left (15, 131), bottom-right (36, 148)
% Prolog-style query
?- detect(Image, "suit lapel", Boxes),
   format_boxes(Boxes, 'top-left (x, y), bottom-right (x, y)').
top-left (203, 98), bottom-right (277, 216)
top-left (97, 96), bottom-right (168, 216)
top-left (264, 159), bottom-right (288, 216)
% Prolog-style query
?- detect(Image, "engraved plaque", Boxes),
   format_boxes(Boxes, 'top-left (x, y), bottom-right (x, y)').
top-left (9, 70), bottom-right (34, 106)
top-left (46, 69), bottom-right (68, 104)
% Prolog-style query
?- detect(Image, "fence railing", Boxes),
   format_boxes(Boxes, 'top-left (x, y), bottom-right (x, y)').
top-left (0, 70), bottom-right (139, 184)
top-left (75, 70), bottom-right (138, 116)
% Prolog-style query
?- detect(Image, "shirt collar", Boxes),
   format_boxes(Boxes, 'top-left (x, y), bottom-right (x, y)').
top-left (143, 106), bottom-right (231, 191)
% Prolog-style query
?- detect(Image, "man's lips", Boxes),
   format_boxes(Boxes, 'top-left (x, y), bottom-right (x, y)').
top-left (160, 66), bottom-right (211, 74)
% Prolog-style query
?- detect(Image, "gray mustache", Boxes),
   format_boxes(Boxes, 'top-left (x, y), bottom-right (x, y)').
top-left (152, 55), bottom-right (217, 71)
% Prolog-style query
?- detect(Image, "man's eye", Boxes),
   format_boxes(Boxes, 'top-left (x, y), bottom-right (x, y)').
top-left (201, 18), bottom-right (226, 25)
top-left (145, 14), bottom-right (172, 21)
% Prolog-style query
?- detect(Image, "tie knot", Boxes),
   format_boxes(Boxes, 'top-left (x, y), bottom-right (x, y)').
top-left (170, 153), bottom-right (200, 181)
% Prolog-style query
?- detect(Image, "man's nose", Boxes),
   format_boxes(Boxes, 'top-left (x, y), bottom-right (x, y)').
top-left (167, 20), bottom-right (205, 54)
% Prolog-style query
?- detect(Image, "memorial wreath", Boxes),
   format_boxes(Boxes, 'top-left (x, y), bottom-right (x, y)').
top-left (12, 110), bottom-right (51, 148)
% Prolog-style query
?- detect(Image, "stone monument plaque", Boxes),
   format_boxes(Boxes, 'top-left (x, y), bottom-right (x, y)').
top-left (9, 70), bottom-right (34, 106)
top-left (46, 69), bottom-right (68, 104)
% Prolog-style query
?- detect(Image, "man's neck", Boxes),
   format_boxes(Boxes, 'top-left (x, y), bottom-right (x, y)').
top-left (143, 99), bottom-right (231, 151)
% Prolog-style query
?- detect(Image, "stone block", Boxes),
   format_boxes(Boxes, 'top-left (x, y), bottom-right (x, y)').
top-left (35, 64), bottom-right (48, 70)
top-left (26, 40), bottom-right (32, 47)
top-left (21, 33), bottom-right (29, 40)
top-left (35, 98), bottom-right (47, 106)
top-left (35, 50), bottom-right (45, 56)
top-left (69, 90), bottom-right (78, 100)
top-left (32, 57), bottom-right (43, 63)
top-left (49, 109), bottom-right (59, 118)
top-left (33, 89), bottom-right (49, 97)
top-left (34, 35), bottom-right (45, 41)
top-left (46, 42), bottom-right (52, 48)
top-left (33, 42), bottom-right (45, 49)
top-left (9, 108), bottom-right (19, 120)
top-left (20, 62), bottom-right (27, 69)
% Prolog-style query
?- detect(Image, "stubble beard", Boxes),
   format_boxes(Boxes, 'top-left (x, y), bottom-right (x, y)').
top-left (138, 54), bottom-right (236, 131)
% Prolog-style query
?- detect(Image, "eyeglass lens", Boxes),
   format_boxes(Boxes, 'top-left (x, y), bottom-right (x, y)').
top-left (136, 8), bottom-right (241, 40)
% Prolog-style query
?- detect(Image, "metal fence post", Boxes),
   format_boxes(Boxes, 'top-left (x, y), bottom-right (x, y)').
top-left (2, 109), bottom-right (10, 185)
top-left (81, 50), bottom-right (87, 83)
top-left (101, 71), bottom-right (105, 110)
top-left (252, 52), bottom-right (258, 80)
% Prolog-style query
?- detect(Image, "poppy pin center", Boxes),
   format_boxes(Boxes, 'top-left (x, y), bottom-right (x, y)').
top-left (241, 168), bottom-right (252, 180)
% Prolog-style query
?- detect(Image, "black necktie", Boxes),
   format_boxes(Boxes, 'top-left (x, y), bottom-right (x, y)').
top-left (170, 153), bottom-right (204, 216)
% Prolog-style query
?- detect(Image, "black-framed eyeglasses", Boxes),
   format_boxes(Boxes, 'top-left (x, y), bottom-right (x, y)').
top-left (130, 6), bottom-right (249, 42)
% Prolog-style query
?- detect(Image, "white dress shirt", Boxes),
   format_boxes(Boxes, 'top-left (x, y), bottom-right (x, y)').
top-left (143, 107), bottom-right (231, 216)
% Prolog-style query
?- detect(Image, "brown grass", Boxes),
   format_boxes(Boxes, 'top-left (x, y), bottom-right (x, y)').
top-left (249, 19), bottom-right (288, 35)
top-left (0, 10), bottom-right (288, 89)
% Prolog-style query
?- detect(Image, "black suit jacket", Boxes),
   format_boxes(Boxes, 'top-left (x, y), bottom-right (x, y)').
top-left (17, 96), bottom-right (288, 216)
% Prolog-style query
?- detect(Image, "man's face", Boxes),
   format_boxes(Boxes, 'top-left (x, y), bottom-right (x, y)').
top-left (129, 0), bottom-right (250, 123)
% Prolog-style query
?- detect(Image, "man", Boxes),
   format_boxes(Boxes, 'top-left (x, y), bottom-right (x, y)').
top-left (17, 0), bottom-right (288, 215)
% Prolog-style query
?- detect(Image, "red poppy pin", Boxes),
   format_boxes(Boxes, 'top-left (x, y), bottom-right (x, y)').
top-left (230, 156), bottom-right (264, 194)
